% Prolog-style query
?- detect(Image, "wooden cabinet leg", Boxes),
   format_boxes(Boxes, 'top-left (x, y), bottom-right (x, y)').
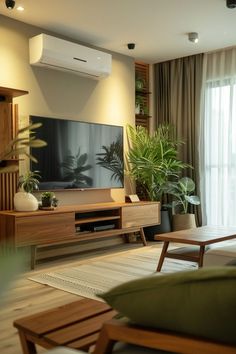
top-left (156, 241), bottom-right (169, 272)
top-left (18, 331), bottom-right (37, 354)
top-left (140, 227), bottom-right (147, 246)
top-left (31, 245), bottom-right (37, 270)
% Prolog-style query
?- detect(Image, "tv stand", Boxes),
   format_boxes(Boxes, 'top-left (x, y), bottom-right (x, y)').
top-left (0, 201), bottom-right (160, 269)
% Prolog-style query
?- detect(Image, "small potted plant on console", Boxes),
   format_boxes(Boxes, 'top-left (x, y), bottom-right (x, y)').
top-left (40, 191), bottom-right (55, 209)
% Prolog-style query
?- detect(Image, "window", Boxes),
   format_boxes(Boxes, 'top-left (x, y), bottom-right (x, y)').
top-left (203, 79), bottom-right (236, 226)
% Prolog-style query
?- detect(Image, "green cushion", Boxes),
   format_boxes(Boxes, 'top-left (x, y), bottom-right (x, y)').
top-left (99, 267), bottom-right (236, 345)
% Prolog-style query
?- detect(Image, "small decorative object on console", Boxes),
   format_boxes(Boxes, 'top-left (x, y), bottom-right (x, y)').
top-left (40, 191), bottom-right (55, 209)
top-left (125, 194), bottom-right (140, 203)
top-left (52, 196), bottom-right (59, 207)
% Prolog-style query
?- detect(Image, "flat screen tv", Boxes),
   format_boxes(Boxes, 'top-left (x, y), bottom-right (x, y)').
top-left (30, 116), bottom-right (124, 190)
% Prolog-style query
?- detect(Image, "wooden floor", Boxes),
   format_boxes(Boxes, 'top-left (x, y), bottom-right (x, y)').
top-left (0, 242), bottom-right (162, 354)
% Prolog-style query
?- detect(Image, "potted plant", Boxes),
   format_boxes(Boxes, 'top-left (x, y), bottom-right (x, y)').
top-left (135, 95), bottom-right (144, 115)
top-left (14, 171), bottom-right (41, 211)
top-left (0, 122), bottom-right (47, 174)
top-left (135, 77), bottom-right (146, 91)
top-left (164, 176), bottom-right (200, 231)
top-left (126, 124), bottom-right (188, 239)
top-left (40, 191), bottom-right (55, 208)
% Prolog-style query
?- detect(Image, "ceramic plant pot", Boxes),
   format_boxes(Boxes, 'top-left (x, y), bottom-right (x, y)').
top-left (172, 213), bottom-right (196, 231)
top-left (14, 192), bottom-right (38, 211)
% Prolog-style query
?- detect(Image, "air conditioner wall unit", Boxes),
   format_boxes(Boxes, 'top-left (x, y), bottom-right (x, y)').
top-left (29, 34), bottom-right (112, 79)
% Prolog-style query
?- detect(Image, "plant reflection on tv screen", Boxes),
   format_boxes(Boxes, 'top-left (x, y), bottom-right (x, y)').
top-left (96, 133), bottom-right (124, 185)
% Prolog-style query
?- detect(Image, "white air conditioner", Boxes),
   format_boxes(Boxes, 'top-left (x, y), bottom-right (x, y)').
top-left (29, 34), bottom-right (112, 79)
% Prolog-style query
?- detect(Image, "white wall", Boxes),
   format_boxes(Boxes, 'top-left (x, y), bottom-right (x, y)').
top-left (0, 15), bottom-right (135, 204)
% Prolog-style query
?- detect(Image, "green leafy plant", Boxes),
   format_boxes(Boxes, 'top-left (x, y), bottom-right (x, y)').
top-left (41, 191), bottom-right (55, 199)
top-left (164, 177), bottom-right (200, 214)
top-left (127, 124), bottom-right (189, 202)
top-left (135, 77), bottom-right (146, 90)
top-left (40, 191), bottom-right (55, 207)
top-left (96, 134), bottom-right (124, 184)
top-left (18, 170), bottom-right (41, 193)
top-left (0, 123), bottom-right (47, 174)
top-left (135, 96), bottom-right (148, 115)
top-left (135, 95), bottom-right (144, 107)
top-left (61, 148), bottom-right (93, 188)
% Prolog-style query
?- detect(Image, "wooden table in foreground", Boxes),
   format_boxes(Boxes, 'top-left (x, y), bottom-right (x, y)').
top-left (13, 298), bottom-right (117, 354)
top-left (155, 226), bottom-right (236, 272)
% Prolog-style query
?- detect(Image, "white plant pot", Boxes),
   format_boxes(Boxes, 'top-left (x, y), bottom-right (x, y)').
top-left (135, 104), bottom-right (140, 114)
top-left (14, 192), bottom-right (38, 211)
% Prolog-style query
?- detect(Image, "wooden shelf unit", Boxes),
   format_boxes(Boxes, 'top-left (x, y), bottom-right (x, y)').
top-left (0, 86), bottom-right (29, 210)
top-left (135, 62), bottom-right (151, 131)
top-left (0, 201), bottom-right (160, 268)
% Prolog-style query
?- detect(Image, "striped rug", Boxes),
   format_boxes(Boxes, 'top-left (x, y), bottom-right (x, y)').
top-left (29, 245), bottom-right (197, 301)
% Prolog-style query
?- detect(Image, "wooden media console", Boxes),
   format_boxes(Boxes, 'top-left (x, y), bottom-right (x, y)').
top-left (0, 201), bottom-right (160, 268)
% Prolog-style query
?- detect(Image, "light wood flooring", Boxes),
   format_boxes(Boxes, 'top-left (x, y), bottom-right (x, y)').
top-left (0, 241), bottom-right (162, 354)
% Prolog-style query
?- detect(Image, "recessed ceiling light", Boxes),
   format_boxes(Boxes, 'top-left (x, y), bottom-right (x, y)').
top-left (17, 5), bottom-right (24, 11)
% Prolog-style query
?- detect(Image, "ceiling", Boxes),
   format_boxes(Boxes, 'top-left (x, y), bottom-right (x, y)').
top-left (0, 0), bottom-right (236, 64)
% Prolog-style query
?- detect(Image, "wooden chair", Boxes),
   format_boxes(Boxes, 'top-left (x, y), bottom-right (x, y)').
top-left (92, 319), bottom-right (236, 354)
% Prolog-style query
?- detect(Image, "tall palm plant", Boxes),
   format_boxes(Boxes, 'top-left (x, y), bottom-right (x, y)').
top-left (127, 124), bottom-right (189, 202)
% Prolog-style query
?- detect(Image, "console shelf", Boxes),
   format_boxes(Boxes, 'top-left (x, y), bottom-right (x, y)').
top-left (0, 201), bottom-right (160, 269)
top-left (75, 215), bottom-right (120, 225)
top-left (74, 227), bottom-right (141, 242)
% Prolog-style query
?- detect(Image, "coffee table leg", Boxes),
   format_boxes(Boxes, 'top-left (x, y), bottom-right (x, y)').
top-left (18, 331), bottom-right (37, 354)
top-left (156, 241), bottom-right (169, 272)
top-left (198, 245), bottom-right (205, 267)
top-left (93, 323), bottom-right (116, 354)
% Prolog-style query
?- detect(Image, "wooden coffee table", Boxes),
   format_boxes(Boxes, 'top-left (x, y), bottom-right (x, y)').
top-left (13, 298), bottom-right (117, 354)
top-left (155, 226), bottom-right (236, 271)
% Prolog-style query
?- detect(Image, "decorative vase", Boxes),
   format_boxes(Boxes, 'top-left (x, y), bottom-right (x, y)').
top-left (14, 192), bottom-right (38, 211)
top-left (172, 213), bottom-right (196, 231)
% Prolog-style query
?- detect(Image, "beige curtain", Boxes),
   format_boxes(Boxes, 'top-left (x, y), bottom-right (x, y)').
top-left (155, 54), bottom-right (203, 225)
top-left (200, 47), bottom-right (236, 227)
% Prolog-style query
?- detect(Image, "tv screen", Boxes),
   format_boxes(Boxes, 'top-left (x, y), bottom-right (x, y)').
top-left (30, 116), bottom-right (124, 190)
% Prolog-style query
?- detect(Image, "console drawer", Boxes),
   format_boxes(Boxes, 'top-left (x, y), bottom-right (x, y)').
top-left (15, 213), bottom-right (75, 246)
top-left (121, 203), bottom-right (160, 228)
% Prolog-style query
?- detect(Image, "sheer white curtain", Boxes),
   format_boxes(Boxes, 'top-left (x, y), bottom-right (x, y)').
top-left (200, 48), bottom-right (236, 226)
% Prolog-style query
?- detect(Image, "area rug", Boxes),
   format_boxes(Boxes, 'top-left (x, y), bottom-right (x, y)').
top-left (29, 246), bottom-right (197, 301)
